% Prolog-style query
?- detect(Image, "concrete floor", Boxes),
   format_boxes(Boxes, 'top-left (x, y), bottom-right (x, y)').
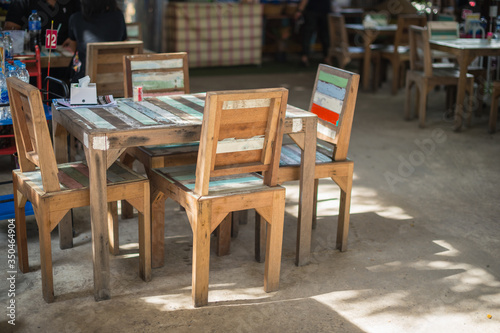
top-left (0, 61), bottom-right (499, 332)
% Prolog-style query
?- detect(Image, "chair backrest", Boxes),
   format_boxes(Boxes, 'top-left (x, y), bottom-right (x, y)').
top-left (126, 22), bottom-right (143, 41)
top-left (86, 41), bottom-right (144, 97)
top-left (123, 52), bottom-right (190, 98)
top-left (194, 88), bottom-right (288, 196)
top-left (328, 14), bottom-right (350, 55)
top-left (6, 77), bottom-right (60, 193)
top-left (309, 64), bottom-right (360, 161)
top-left (427, 21), bottom-right (459, 40)
top-left (409, 25), bottom-right (433, 76)
top-left (393, 14), bottom-right (427, 49)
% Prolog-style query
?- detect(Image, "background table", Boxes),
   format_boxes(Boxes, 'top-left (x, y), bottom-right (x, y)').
top-left (345, 24), bottom-right (397, 91)
top-left (52, 94), bottom-right (317, 300)
top-left (429, 39), bottom-right (500, 130)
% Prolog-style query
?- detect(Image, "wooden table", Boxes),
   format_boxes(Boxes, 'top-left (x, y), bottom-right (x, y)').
top-left (429, 38), bottom-right (500, 131)
top-left (52, 93), bottom-right (317, 301)
top-left (345, 24), bottom-right (397, 91)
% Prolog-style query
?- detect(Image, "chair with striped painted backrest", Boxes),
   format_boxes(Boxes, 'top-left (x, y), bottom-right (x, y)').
top-left (255, 64), bottom-right (359, 265)
top-left (120, 52), bottom-right (195, 220)
top-left (126, 22), bottom-right (143, 41)
top-left (6, 77), bottom-right (151, 303)
top-left (427, 21), bottom-right (459, 40)
top-left (148, 88), bottom-right (289, 307)
top-left (123, 52), bottom-right (190, 98)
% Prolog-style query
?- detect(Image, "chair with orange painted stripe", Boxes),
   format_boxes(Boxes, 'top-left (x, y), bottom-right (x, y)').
top-left (7, 77), bottom-right (151, 303)
top-left (256, 64), bottom-right (360, 265)
top-left (149, 88), bottom-right (289, 307)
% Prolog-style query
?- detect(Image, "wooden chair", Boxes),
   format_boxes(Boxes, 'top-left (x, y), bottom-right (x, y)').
top-left (120, 52), bottom-right (195, 219)
top-left (7, 77), bottom-right (151, 302)
top-left (86, 41), bottom-right (144, 97)
top-left (328, 14), bottom-right (380, 90)
top-left (255, 64), bottom-right (359, 264)
top-left (123, 52), bottom-right (190, 98)
top-left (404, 26), bottom-right (474, 127)
top-left (489, 81), bottom-right (500, 133)
top-left (126, 22), bottom-right (143, 41)
top-left (149, 88), bottom-right (289, 307)
top-left (380, 14), bottom-right (427, 95)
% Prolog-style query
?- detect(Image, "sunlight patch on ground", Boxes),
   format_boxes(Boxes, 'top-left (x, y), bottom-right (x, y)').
top-left (283, 178), bottom-right (413, 221)
top-left (142, 286), bottom-right (272, 311)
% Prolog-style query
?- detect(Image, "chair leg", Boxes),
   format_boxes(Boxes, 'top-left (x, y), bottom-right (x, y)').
top-left (264, 190), bottom-right (285, 292)
top-left (36, 209), bottom-right (55, 303)
top-left (107, 202), bottom-right (119, 255)
top-left (255, 212), bottom-right (266, 263)
top-left (192, 201), bottom-right (211, 307)
top-left (404, 75), bottom-right (412, 120)
top-left (336, 165), bottom-right (353, 252)
top-left (490, 91), bottom-right (499, 133)
top-left (311, 179), bottom-right (319, 230)
top-left (120, 153), bottom-right (136, 219)
top-left (216, 213), bottom-right (231, 256)
top-left (137, 184), bottom-right (151, 282)
top-left (13, 186), bottom-right (29, 273)
top-left (151, 191), bottom-right (166, 268)
top-left (418, 84), bottom-right (428, 128)
top-left (391, 59), bottom-right (400, 95)
top-left (466, 80), bottom-right (474, 128)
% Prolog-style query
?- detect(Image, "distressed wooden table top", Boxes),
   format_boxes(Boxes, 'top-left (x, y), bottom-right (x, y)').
top-left (53, 93), bottom-right (316, 151)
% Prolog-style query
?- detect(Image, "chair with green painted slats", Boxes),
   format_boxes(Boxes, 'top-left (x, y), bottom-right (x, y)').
top-left (120, 52), bottom-right (198, 218)
top-left (255, 64), bottom-right (359, 265)
top-left (7, 77), bottom-right (151, 303)
top-left (149, 88), bottom-right (289, 307)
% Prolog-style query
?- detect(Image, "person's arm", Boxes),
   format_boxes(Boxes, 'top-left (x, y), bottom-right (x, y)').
top-left (295, 0), bottom-right (309, 20)
top-left (62, 38), bottom-right (77, 53)
top-left (4, 0), bottom-right (28, 30)
top-left (3, 21), bottom-right (22, 30)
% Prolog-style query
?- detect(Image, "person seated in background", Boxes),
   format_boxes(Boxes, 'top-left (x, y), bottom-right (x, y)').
top-left (62, 0), bottom-right (127, 82)
top-left (4, 0), bottom-right (81, 46)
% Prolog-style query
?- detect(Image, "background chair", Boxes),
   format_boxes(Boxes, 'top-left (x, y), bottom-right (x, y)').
top-left (380, 14), bottom-right (427, 95)
top-left (7, 77), bottom-right (151, 302)
top-left (123, 52), bottom-right (190, 98)
top-left (86, 41), bottom-right (144, 97)
top-left (126, 22), bottom-right (143, 41)
top-left (255, 64), bottom-right (359, 264)
top-left (328, 14), bottom-right (380, 91)
top-left (120, 52), bottom-right (196, 220)
top-left (149, 88), bottom-right (288, 307)
top-left (404, 26), bottom-right (474, 127)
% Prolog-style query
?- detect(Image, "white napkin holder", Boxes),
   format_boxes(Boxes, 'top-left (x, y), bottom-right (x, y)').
top-left (70, 83), bottom-right (97, 105)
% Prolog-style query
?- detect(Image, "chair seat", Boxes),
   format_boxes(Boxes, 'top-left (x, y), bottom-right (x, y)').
top-left (431, 49), bottom-right (456, 59)
top-left (139, 142), bottom-right (199, 158)
top-left (153, 164), bottom-right (280, 197)
top-left (14, 161), bottom-right (146, 195)
top-left (280, 141), bottom-right (334, 167)
top-left (381, 45), bottom-right (410, 54)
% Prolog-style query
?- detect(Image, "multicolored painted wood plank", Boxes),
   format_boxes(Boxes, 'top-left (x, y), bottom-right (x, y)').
top-left (310, 71), bottom-right (347, 129)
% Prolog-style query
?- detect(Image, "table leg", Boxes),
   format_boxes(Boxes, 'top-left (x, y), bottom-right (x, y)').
top-left (454, 52), bottom-right (473, 131)
top-left (362, 31), bottom-right (377, 91)
top-left (87, 145), bottom-right (111, 301)
top-left (295, 118), bottom-right (317, 266)
top-left (52, 120), bottom-right (73, 249)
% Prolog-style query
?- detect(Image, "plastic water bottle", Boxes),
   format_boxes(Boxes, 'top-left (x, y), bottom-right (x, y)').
top-left (28, 10), bottom-right (41, 52)
top-left (0, 67), bottom-right (8, 105)
top-left (6, 65), bottom-right (17, 79)
top-left (17, 63), bottom-right (29, 83)
top-left (3, 32), bottom-right (12, 60)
